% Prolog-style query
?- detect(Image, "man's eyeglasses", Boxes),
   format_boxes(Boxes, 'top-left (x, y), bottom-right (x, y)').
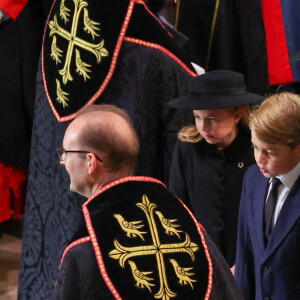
top-left (56, 147), bottom-right (102, 162)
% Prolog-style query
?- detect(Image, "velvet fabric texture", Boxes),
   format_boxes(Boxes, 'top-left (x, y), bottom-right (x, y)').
top-left (57, 179), bottom-right (211, 299)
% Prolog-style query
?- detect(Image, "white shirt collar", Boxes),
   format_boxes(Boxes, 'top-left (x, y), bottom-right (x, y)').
top-left (276, 162), bottom-right (300, 190)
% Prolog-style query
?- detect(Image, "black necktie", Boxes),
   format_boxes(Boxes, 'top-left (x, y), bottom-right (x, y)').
top-left (264, 177), bottom-right (282, 241)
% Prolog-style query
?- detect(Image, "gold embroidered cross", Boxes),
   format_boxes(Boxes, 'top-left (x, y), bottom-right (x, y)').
top-left (109, 195), bottom-right (199, 300)
top-left (48, 0), bottom-right (109, 106)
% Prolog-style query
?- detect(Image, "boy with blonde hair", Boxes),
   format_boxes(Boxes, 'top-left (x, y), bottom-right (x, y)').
top-left (235, 92), bottom-right (300, 300)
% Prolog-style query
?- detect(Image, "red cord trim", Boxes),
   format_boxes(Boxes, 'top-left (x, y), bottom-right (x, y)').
top-left (59, 236), bottom-right (91, 269)
top-left (83, 176), bottom-right (165, 207)
top-left (42, 0), bottom-right (60, 121)
top-left (83, 206), bottom-right (122, 300)
top-left (176, 196), bottom-right (213, 299)
top-left (133, 0), bottom-right (173, 37)
top-left (124, 36), bottom-right (196, 77)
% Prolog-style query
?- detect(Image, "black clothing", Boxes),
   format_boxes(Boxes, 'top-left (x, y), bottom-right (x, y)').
top-left (55, 178), bottom-right (243, 300)
top-left (175, 0), bottom-right (269, 96)
top-left (0, 0), bottom-right (51, 166)
top-left (169, 127), bottom-right (255, 267)
top-left (18, 42), bottom-right (192, 299)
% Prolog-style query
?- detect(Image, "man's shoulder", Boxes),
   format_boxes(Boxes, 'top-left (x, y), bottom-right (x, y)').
top-left (61, 237), bottom-right (93, 266)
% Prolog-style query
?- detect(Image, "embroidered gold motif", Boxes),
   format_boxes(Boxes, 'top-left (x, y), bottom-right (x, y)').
top-left (109, 194), bottom-right (199, 300)
top-left (155, 211), bottom-right (182, 239)
top-left (48, 0), bottom-right (109, 105)
top-left (75, 49), bottom-right (91, 81)
top-left (59, 0), bottom-right (70, 24)
top-left (56, 79), bottom-right (69, 107)
top-left (114, 214), bottom-right (147, 241)
top-left (83, 8), bottom-right (100, 40)
top-left (169, 259), bottom-right (197, 289)
top-left (128, 260), bottom-right (155, 292)
top-left (51, 36), bottom-right (63, 64)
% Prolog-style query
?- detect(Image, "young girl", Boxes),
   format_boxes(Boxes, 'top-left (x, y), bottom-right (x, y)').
top-left (169, 70), bottom-right (264, 267)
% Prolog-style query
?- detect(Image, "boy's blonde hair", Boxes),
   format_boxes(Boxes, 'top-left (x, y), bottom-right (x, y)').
top-left (250, 92), bottom-right (300, 148)
top-left (178, 106), bottom-right (250, 143)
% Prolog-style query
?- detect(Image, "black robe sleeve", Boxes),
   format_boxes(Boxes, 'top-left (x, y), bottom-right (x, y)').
top-left (203, 231), bottom-right (244, 300)
top-left (168, 140), bottom-right (190, 205)
top-left (55, 242), bottom-right (113, 300)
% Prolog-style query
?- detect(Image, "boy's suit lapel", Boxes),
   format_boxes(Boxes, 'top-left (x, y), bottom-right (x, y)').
top-left (262, 176), bottom-right (300, 262)
top-left (252, 174), bottom-right (269, 252)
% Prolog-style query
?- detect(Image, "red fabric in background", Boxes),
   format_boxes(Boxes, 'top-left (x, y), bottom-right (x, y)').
top-left (0, 0), bottom-right (29, 20)
top-left (0, 162), bottom-right (28, 222)
top-left (262, 0), bottom-right (293, 85)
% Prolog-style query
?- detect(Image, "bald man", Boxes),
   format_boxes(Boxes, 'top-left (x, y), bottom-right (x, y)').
top-left (59, 108), bottom-right (139, 198)
top-left (55, 105), bottom-right (243, 300)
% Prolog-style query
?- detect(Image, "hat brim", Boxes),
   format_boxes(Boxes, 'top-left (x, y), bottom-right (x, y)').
top-left (169, 92), bottom-right (265, 110)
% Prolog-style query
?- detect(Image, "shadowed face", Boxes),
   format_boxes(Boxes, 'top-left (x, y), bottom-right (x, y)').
top-left (252, 129), bottom-right (300, 178)
top-left (193, 109), bottom-right (240, 149)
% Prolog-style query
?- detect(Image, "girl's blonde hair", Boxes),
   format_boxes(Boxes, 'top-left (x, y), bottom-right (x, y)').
top-left (178, 106), bottom-right (250, 143)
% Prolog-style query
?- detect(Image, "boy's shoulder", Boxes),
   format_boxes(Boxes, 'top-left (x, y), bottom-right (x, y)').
top-left (244, 164), bottom-right (265, 185)
top-left (245, 163), bottom-right (260, 176)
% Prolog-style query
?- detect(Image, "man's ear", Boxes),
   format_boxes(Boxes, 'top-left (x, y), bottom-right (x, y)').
top-left (86, 153), bottom-right (100, 174)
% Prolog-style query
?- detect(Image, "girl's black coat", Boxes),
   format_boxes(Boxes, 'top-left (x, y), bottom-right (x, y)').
top-left (169, 127), bottom-right (255, 266)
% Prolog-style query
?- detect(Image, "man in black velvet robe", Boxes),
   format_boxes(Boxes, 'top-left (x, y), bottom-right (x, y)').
top-left (54, 106), bottom-right (243, 299)
top-left (18, 1), bottom-right (194, 298)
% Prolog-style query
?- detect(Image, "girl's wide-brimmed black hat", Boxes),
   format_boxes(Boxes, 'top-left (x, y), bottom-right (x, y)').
top-left (169, 70), bottom-right (265, 109)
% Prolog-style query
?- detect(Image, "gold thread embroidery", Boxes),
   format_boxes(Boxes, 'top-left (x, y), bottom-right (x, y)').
top-left (169, 259), bottom-right (197, 289)
top-left (176, 197), bottom-right (213, 300)
top-left (48, 0), bottom-right (109, 104)
top-left (109, 194), bottom-right (199, 300)
top-left (51, 35), bottom-right (63, 64)
top-left (83, 8), bottom-right (100, 40)
top-left (114, 214), bottom-right (147, 241)
top-left (56, 78), bottom-right (69, 107)
top-left (155, 211), bottom-right (182, 239)
top-left (128, 260), bottom-right (155, 292)
top-left (59, 0), bottom-right (70, 24)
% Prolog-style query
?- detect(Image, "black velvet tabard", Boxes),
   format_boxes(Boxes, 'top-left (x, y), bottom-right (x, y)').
top-left (58, 178), bottom-right (213, 299)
